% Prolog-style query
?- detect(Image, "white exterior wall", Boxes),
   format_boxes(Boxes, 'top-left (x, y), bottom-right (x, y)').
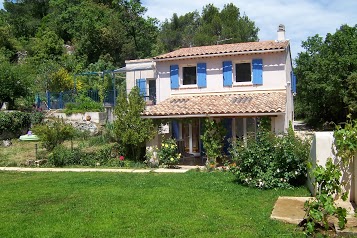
top-left (156, 51), bottom-right (288, 103)
top-left (125, 59), bottom-right (156, 93)
top-left (309, 132), bottom-right (356, 202)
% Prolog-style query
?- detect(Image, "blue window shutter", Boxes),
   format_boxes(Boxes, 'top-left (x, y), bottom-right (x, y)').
top-left (170, 65), bottom-right (179, 89)
top-left (252, 59), bottom-right (263, 85)
top-left (292, 72), bottom-right (297, 93)
top-left (223, 61), bottom-right (232, 87)
top-left (172, 121), bottom-right (179, 140)
top-left (197, 63), bottom-right (207, 88)
top-left (136, 78), bottom-right (146, 96)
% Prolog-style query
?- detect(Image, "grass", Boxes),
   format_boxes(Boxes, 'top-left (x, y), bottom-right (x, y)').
top-left (0, 171), bottom-right (310, 237)
top-left (0, 140), bottom-right (45, 166)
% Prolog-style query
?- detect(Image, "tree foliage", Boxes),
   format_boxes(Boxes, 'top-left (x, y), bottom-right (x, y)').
top-left (0, 1), bottom-right (259, 110)
top-left (113, 86), bottom-right (155, 161)
top-left (156, 3), bottom-right (259, 53)
top-left (295, 24), bottom-right (357, 127)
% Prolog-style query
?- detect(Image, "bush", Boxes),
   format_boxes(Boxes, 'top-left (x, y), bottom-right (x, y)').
top-left (0, 111), bottom-right (43, 139)
top-left (33, 119), bottom-right (76, 151)
top-left (46, 143), bottom-right (127, 168)
top-left (64, 94), bottom-right (103, 114)
top-left (48, 145), bottom-right (73, 167)
top-left (158, 138), bottom-right (181, 167)
top-left (229, 123), bottom-right (310, 189)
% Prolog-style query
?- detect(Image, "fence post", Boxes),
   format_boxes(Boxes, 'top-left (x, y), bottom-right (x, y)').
top-left (46, 91), bottom-right (51, 110)
top-left (59, 92), bottom-right (63, 109)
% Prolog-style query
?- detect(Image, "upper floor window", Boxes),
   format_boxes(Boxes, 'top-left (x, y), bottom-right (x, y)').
top-left (170, 63), bottom-right (208, 89)
top-left (235, 63), bottom-right (251, 83)
top-left (183, 66), bottom-right (197, 85)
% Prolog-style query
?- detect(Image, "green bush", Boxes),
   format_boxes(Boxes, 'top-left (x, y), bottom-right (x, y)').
top-left (64, 94), bottom-right (103, 114)
top-left (0, 111), bottom-right (44, 139)
top-left (229, 124), bottom-right (310, 189)
top-left (48, 145), bottom-right (73, 167)
top-left (33, 119), bottom-right (76, 151)
top-left (0, 112), bottom-right (30, 136)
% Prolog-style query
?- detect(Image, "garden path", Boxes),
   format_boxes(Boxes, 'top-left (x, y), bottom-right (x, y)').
top-left (0, 166), bottom-right (199, 173)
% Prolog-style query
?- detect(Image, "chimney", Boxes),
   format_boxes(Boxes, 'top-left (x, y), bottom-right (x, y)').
top-left (277, 24), bottom-right (285, 41)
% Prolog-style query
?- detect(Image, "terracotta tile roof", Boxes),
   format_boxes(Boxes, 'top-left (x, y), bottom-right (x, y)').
top-left (142, 91), bottom-right (286, 117)
top-left (154, 40), bottom-right (289, 60)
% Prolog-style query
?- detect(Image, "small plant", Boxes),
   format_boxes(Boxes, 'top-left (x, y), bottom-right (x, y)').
top-left (303, 159), bottom-right (347, 235)
top-left (158, 138), bottom-right (180, 168)
top-left (32, 119), bottom-right (76, 151)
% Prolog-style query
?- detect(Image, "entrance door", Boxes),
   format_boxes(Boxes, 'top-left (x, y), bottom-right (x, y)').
top-left (182, 120), bottom-right (199, 154)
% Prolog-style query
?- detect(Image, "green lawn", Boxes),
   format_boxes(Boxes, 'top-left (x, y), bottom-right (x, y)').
top-left (0, 171), bottom-right (310, 237)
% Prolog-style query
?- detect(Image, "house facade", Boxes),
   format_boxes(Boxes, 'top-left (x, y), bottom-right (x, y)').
top-left (125, 25), bottom-right (296, 156)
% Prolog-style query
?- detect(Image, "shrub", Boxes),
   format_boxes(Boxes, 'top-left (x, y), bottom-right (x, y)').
top-left (33, 119), bottom-right (76, 151)
top-left (48, 145), bottom-right (73, 167)
top-left (64, 94), bottom-right (103, 114)
top-left (158, 138), bottom-right (181, 167)
top-left (0, 111), bottom-right (30, 138)
top-left (229, 123), bottom-right (310, 189)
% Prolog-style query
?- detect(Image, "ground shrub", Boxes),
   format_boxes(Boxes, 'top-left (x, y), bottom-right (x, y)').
top-left (64, 94), bottom-right (103, 114)
top-left (32, 119), bottom-right (76, 151)
top-left (229, 124), bottom-right (310, 189)
top-left (158, 138), bottom-right (180, 167)
top-left (0, 111), bottom-right (43, 139)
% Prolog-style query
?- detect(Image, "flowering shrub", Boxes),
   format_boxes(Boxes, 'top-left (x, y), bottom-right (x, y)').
top-left (158, 138), bottom-right (181, 167)
top-left (145, 146), bottom-right (159, 167)
top-left (229, 123), bottom-right (310, 189)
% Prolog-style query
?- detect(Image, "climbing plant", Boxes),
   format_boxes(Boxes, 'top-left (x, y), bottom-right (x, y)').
top-left (303, 116), bottom-right (357, 235)
top-left (200, 118), bottom-right (226, 170)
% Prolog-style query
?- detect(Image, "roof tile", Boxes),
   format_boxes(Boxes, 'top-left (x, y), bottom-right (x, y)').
top-left (154, 40), bottom-right (289, 60)
top-left (142, 91), bottom-right (286, 117)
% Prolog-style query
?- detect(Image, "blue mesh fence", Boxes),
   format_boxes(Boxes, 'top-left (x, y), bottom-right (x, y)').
top-left (44, 87), bottom-right (155, 110)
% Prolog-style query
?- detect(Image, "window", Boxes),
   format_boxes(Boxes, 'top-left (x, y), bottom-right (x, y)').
top-left (234, 117), bottom-right (257, 140)
top-left (183, 66), bottom-right (197, 85)
top-left (235, 63), bottom-right (251, 82)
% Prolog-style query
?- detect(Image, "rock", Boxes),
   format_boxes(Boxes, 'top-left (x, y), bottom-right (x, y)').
top-left (1, 102), bottom-right (8, 110)
top-left (34, 159), bottom-right (47, 167)
top-left (2, 140), bottom-right (12, 147)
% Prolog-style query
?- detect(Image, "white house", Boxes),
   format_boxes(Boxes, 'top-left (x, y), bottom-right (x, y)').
top-left (125, 24), bottom-right (296, 157)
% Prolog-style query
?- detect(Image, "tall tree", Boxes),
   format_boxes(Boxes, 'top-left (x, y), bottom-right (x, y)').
top-left (295, 24), bottom-right (357, 127)
top-left (156, 3), bottom-right (259, 53)
top-left (113, 86), bottom-right (155, 161)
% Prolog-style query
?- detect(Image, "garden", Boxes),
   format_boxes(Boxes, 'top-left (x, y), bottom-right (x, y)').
top-left (0, 171), bottom-right (310, 237)
top-left (3, 86), bottom-right (357, 236)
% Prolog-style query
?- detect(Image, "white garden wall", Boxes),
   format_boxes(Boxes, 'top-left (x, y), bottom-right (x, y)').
top-left (309, 132), bottom-right (356, 202)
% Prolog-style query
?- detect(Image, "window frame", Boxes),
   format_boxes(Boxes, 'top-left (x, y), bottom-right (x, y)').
top-left (180, 64), bottom-right (198, 87)
top-left (233, 60), bottom-right (253, 85)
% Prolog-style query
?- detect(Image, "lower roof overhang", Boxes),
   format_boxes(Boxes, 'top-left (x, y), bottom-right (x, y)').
top-left (141, 91), bottom-right (287, 119)
top-left (142, 112), bottom-right (284, 119)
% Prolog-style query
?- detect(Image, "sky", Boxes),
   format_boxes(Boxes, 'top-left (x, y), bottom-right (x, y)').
top-left (142, 0), bottom-right (357, 60)
top-left (0, 0), bottom-right (356, 60)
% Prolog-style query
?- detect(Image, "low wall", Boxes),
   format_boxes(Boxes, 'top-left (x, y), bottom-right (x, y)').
top-left (309, 132), bottom-right (356, 202)
top-left (51, 112), bottom-right (107, 125)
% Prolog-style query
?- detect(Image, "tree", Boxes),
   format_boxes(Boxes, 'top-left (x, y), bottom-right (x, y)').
top-left (113, 86), bottom-right (155, 161)
top-left (0, 61), bottom-right (32, 109)
top-left (156, 3), bottom-right (259, 53)
top-left (295, 24), bottom-right (357, 127)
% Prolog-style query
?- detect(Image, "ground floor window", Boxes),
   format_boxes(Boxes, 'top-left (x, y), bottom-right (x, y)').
top-left (179, 119), bottom-right (200, 154)
top-left (233, 117), bottom-right (257, 140)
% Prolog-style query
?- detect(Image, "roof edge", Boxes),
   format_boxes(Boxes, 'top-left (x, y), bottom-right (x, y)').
top-left (153, 48), bottom-right (286, 61)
